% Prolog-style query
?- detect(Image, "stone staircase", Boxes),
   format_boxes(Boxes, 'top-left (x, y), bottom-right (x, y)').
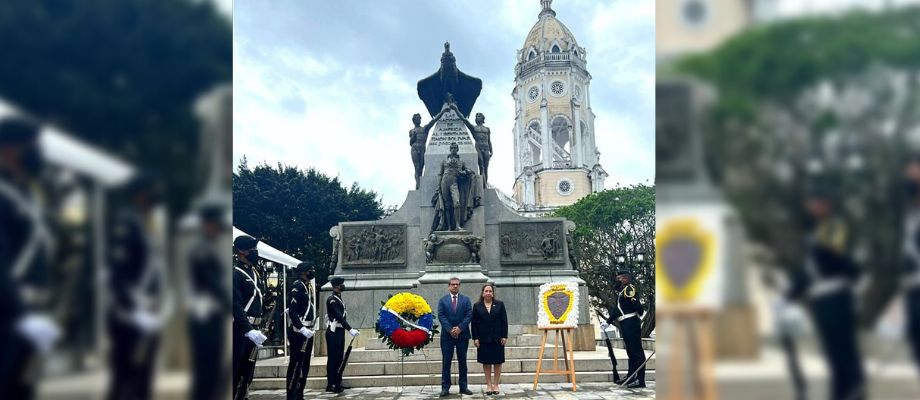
top-left (251, 334), bottom-right (655, 390)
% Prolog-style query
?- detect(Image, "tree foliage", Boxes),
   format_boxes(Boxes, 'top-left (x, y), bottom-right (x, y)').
top-left (232, 159), bottom-right (384, 285)
top-left (0, 0), bottom-right (232, 214)
top-left (554, 184), bottom-right (656, 337)
top-left (677, 7), bottom-right (920, 322)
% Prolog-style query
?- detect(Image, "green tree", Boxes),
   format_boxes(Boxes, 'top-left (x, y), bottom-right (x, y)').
top-left (554, 184), bottom-right (656, 337)
top-left (677, 7), bottom-right (920, 323)
top-left (232, 159), bottom-right (384, 285)
top-left (0, 0), bottom-right (232, 214)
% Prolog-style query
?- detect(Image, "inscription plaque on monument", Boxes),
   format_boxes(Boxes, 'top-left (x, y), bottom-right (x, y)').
top-left (499, 221), bottom-right (566, 265)
top-left (341, 224), bottom-right (407, 267)
top-left (427, 109), bottom-right (475, 155)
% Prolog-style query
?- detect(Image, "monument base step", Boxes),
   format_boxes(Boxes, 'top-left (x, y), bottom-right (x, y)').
top-left (253, 347), bottom-right (655, 378)
top-left (250, 370), bottom-right (656, 390)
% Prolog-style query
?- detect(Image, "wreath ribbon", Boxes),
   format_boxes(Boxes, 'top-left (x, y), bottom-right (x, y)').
top-left (382, 306), bottom-right (431, 335)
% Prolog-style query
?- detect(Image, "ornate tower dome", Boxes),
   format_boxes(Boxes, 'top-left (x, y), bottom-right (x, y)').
top-left (521, 0), bottom-right (580, 59)
top-left (511, 0), bottom-right (607, 214)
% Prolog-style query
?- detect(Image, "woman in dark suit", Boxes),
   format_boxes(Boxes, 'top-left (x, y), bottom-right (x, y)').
top-left (471, 284), bottom-right (508, 395)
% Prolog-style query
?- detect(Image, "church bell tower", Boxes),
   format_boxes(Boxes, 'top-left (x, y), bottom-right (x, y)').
top-left (511, 0), bottom-right (607, 214)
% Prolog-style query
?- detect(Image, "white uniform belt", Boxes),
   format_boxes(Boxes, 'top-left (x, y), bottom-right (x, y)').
top-left (617, 312), bottom-right (637, 322)
top-left (809, 278), bottom-right (848, 298)
top-left (247, 317), bottom-right (262, 325)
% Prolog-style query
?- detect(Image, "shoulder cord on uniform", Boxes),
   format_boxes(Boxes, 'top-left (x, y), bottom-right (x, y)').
top-left (133, 212), bottom-right (173, 316)
top-left (0, 180), bottom-right (50, 281)
top-left (235, 266), bottom-right (262, 312)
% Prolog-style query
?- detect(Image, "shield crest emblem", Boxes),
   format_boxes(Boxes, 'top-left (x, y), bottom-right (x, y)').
top-left (541, 285), bottom-right (574, 324)
top-left (656, 218), bottom-right (715, 303)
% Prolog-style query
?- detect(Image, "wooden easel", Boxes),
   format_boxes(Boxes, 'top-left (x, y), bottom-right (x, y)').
top-left (660, 308), bottom-right (717, 400)
top-left (532, 327), bottom-right (577, 392)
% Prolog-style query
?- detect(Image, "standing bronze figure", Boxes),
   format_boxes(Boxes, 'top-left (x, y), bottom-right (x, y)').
top-left (453, 104), bottom-right (492, 188)
top-left (417, 42), bottom-right (482, 118)
top-left (431, 142), bottom-right (480, 232)
top-left (409, 108), bottom-right (448, 189)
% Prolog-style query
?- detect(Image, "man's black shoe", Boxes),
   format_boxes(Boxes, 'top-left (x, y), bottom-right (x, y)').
top-left (460, 388), bottom-right (473, 395)
top-left (325, 387), bottom-right (334, 392)
top-left (439, 390), bottom-right (450, 397)
top-left (626, 380), bottom-right (646, 389)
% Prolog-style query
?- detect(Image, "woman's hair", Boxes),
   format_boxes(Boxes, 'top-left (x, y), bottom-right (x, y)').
top-left (477, 283), bottom-right (497, 304)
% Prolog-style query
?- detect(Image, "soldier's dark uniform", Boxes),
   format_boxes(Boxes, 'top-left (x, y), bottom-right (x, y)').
top-left (232, 237), bottom-right (265, 400)
top-left (285, 265), bottom-right (316, 400)
top-left (605, 278), bottom-right (645, 388)
top-left (106, 176), bottom-right (166, 400)
top-left (0, 119), bottom-right (53, 400)
top-left (902, 206), bottom-right (920, 379)
top-left (788, 218), bottom-right (865, 400)
top-left (186, 205), bottom-right (229, 400)
top-left (325, 277), bottom-right (352, 393)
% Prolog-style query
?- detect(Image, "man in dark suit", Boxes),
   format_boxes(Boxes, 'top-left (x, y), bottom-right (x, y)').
top-left (437, 277), bottom-right (473, 397)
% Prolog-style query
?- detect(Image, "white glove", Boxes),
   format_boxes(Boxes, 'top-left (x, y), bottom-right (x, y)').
top-left (16, 314), bottom-right (60, 354)
top-left (349, 328), bottom-right (360, 337)
top-left (298, 327), bottom-right (314, 339)
top-left (600, 322), bottom-right (610, 331)
top-left (188, 296), bottom-right (215, 320)
top-left (245, 329), bottom-right (267, 347)
top-left (131, 309), bottom-right (162, 334)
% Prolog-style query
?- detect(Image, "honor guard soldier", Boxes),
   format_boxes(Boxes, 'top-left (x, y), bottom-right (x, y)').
top-left (601, 271), bottom-right (646, 388)
top-left (0, 116), bottom-right (60, 399)
top-left (285, 262), bottom-right (317, 400)
top-left (106, 172), bottom-right (169, 400)
top-left (325, 277), bottom-right (359, 393)
top-left (232, 235), bottom-right (267, 400)
top-left (786, 186), bottom-right (865, 400)
top-left (187, 203), bottom-right (229, 400)
top-left (902, 155), bottom-right (920, 379)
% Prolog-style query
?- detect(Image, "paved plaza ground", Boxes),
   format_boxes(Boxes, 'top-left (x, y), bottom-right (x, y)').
top-left (249, 382), bottom-right (656, 399)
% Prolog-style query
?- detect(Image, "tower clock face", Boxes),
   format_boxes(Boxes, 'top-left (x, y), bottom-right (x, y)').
top-left (528, 86), bottom-right (540, 102)
top-left (550, 81), bottom-right (565, 97)
top-left (681, 0), bottom-right (709, 27)
top-left (556, 178), bottom-right (574, 195)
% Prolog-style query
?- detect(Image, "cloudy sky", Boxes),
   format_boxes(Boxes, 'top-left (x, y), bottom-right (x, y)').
top-left (233, 0), bottom-right (655, 205)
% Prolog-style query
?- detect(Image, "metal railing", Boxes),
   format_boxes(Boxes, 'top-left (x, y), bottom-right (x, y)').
top-left (516, 51), bottom-right (587, 76)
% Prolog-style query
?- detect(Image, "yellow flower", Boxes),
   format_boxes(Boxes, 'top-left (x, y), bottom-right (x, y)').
top-left (384, 292), bottom-right (432, 318)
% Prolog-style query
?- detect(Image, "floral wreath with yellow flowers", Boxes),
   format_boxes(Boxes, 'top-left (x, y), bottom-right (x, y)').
top-left (375, 293), bottom-right (439, 356)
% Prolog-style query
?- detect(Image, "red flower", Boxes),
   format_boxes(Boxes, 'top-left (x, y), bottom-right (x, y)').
top-left (390, 328), bottom-right (429, 348)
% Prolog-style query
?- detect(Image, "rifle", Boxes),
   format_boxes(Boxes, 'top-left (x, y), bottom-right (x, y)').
top-left (337, 305), bottom-right (370, 378)
top-left (287, 280), bottom-right (317, 392)
top-left (249, 286), bottom-right (281, 362)
top-left (594, 308), bottom-right (621, 383)
top-left (618, 350), bottom-right (655, 388)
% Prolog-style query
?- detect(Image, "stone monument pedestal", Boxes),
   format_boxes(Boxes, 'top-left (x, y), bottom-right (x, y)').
top-left (313, 44), bottom-right (594, 356)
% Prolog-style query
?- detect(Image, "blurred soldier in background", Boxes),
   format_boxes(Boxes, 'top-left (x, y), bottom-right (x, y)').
top-left (902, 155), bottom-right (920, 380)
top-left (0, 116), bottom-right (60, 399)
top-left (285, 262), bottom-right (317, 400)
top-left (233, 235), bottom-right (267, 400)
top-left (601, 271), bottom-right (646, 389)
top-left (788, 186), bottom-right (865, 400)
top-left (106, 172), bottom-right (169, 400)
top-left (186, 203), bottom-right (229, 400)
